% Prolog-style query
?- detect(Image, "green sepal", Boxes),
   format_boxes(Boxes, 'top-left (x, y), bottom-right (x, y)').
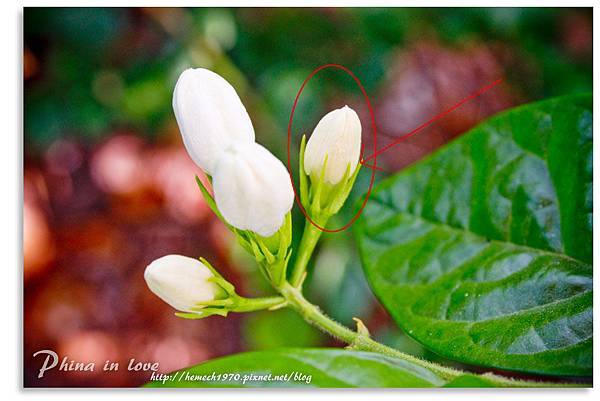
top-left (195, 175), bottom-right (225, 222)
top-left (199, 257), bottom-right (236, 296)
top-left (310, 154), bottom-right (329, 215)
top-left (326, 161), bottom-right (361, 215)
top-left (278, 212), bottom-right (292, 257)
top-left (193, 298), bottom-right (234, 309)
top-left (299, 134), bottom-right (309, 205)
top-left (175, 308), bottom-right (229, 319)
top-left (231, 212), bottom-right (293, 288)
top-left (301, 152), bottom-right (361, 226)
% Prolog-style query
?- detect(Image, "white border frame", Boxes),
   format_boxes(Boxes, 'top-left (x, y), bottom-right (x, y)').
top-left (2, 2), bottom-right (597, 399)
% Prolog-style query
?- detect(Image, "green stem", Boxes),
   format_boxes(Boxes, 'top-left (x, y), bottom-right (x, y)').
top-left (289, 222), bottom-right (323, 287)
top-left (234, 296), bottom-right (286, 313)
top-left (279, 283), bottom-right (457, 378)
top-left (278, 282), bottom-right (577, 388)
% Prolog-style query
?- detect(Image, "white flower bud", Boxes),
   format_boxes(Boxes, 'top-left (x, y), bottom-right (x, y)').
top-left (213, 142), bottom-right (294, 237)
top-left (144, 254), bottom-right (222, 313)
top-left (304, 105), bottom-right (362, 185)
top-left (173, 68), bottom-right (255, 174)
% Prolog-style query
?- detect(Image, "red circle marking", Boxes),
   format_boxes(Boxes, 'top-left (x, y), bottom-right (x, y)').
top-left (286, 64), bottom-right (378, 233)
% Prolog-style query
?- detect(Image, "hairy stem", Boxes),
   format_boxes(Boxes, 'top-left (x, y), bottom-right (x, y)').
top-left (279, 283), bottom-right (459, 379)
top-left (278, 282), bottom-right (577, 388)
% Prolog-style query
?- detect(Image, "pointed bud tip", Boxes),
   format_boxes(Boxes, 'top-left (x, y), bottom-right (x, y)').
top-left (304, 105), bottom-right (362, 185)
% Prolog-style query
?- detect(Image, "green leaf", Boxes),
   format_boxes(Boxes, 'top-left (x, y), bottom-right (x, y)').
top-left (143, 348), bottom-right (584, 388)
top-left (355, 94), bottom-right (592, 376)
top-left (144, 348), bottom-right (466, 388)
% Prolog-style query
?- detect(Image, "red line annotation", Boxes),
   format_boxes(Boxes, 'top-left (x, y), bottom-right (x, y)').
top-left (360, 77), bottom-right (504, 169)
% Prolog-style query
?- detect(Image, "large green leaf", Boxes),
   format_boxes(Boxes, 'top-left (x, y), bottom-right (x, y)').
top-left (145, 348), bottom-right (446, 388)
top-left (147, 347), bottom-right (557, 388)
top-left (144, 348), bottom-right (585, 388)
top-left (355, 94), bottom-right (592, 376)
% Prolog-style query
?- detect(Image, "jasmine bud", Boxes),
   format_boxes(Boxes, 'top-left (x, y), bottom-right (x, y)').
top-left (172, 68), bottom-right (255, 174)
top-left (304, 105), bottom-right (362, 185)
top-left (212, 141), bottom-right (294, 237)
top-left (144, 255), bottom-right (223, 313)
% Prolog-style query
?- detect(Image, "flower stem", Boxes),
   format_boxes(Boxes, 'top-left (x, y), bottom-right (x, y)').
top-left (234, 296), bottom-right (287, 312)
top-left (277, 282), bottom-right (576, 388)
top-left (279, 283), bottom-right (458, 378)
top-left (289, 222), bottom-right (323, 287)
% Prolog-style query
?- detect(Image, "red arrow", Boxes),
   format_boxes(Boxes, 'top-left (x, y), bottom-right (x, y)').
top-left (360, 77), bottom-right (504, 168)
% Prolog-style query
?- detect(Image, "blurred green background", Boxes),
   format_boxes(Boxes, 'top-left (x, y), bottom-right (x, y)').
top-left (24, 8), bottom-right (592, 387)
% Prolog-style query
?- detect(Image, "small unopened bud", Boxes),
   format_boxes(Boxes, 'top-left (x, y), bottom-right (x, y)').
top-left (173, 68), bottom-right (255, 174)
top-left (144, 255), bottom-right (223, 313)
top-left (304, 105), bottom-right (361, 185)
top-left (213, 141), bottom-right (294, 237)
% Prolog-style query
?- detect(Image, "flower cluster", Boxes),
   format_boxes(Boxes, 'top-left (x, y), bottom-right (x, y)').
top-left (145, 67), bottom-right (362, 318)
top-left (174, 68), bottom-right (293, 238)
